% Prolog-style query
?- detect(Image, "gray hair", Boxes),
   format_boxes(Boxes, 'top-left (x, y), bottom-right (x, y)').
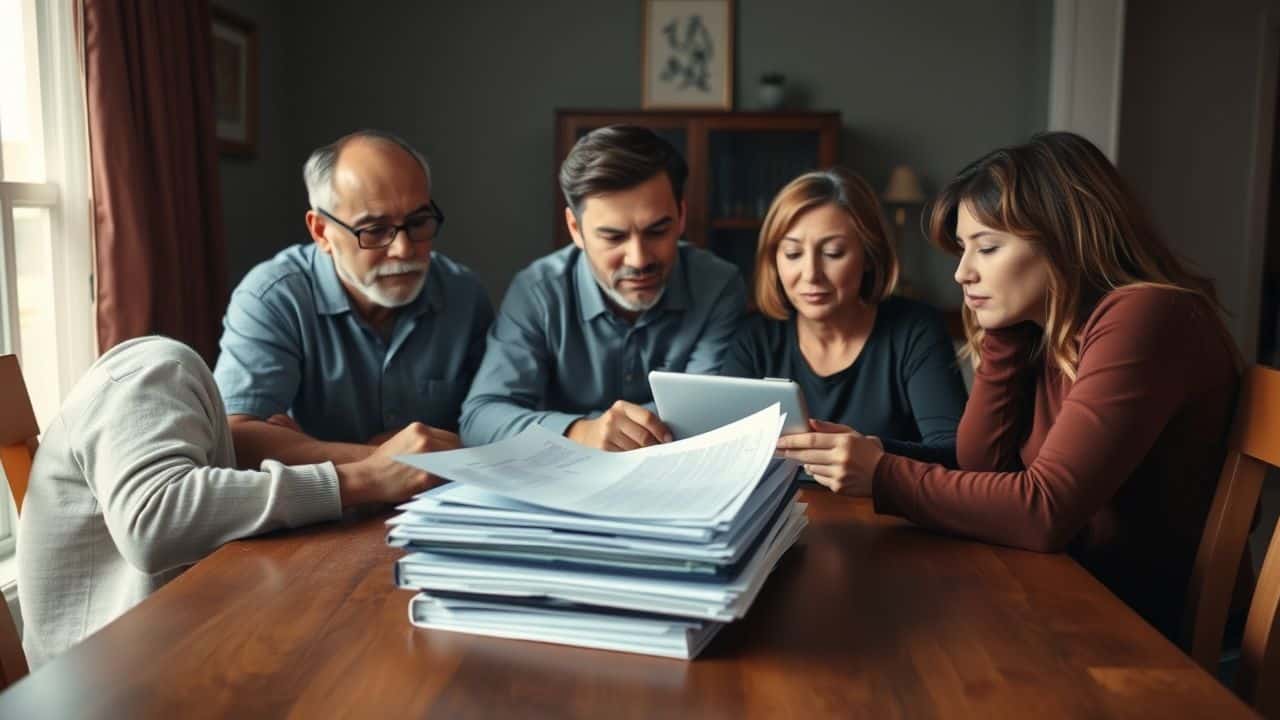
top-left (302, 129), bottom-right (433, 211)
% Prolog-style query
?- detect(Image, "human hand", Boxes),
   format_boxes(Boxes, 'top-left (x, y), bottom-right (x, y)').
top-left (565, 400), bottom-right (674, 451)
top-left (774, 419), bottom-right (883, 496)
top-left (336, 422), bottom-right (454, 506)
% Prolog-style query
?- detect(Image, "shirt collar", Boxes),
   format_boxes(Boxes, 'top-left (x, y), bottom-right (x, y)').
top-left (313, 247), bottom-right (444, 318)
top-left (574, 249), bottom-right (610, 322)
top-left (573, 244), bottom-right (691, 324)
top-left (419, 259), bottom-right (447, 316)
top-left (661, 247), bottom-right (691, 312)
top-left (314, 249), bottom-right (351, 316)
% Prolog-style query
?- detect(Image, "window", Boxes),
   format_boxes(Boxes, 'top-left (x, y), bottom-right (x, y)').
top-left (0, 0), bottom-right (95, 558)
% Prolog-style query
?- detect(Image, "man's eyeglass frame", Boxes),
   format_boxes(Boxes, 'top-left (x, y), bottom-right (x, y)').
top-left (315, 201), bottom-right (445, 250)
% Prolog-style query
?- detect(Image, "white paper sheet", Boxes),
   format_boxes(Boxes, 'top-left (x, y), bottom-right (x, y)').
top-left (393, 484), bottom-right (713, 541)
top-left (396, 502), bottom-right (808, 621)
top-left (408, 594), bottom-right (722, 659)
top-left (395, 404), bottom-right (783, 521)
top-left (386, 459), bottom-right (799, 565)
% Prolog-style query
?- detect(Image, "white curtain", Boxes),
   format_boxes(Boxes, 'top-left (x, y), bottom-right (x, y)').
top-left (37, 0), bottom-right (96, 396)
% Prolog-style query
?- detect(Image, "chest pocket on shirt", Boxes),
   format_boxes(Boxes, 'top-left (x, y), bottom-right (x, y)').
top-left (418, 379), bottom-right (468, 432)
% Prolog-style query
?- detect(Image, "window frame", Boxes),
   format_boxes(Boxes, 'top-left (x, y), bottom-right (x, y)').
top-left (0, 0), bottom-right (96, 559)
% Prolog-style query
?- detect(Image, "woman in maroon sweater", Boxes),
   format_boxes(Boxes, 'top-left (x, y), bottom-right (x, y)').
top-left (777, 132), bottom-right (1240, 638)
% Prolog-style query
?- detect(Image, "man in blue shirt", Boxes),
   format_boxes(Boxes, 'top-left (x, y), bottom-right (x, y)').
top-left (460, 126), bottom-right (745, 450)
top-left (214, 130), bottom-right (493, 468)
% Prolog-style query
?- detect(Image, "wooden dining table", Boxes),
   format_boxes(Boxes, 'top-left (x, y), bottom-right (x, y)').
top-left (0, 489), bottom-right (1257, 718)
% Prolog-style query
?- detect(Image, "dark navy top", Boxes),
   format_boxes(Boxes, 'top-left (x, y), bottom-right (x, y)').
top-left (721, 296), bottom-right (967, 466)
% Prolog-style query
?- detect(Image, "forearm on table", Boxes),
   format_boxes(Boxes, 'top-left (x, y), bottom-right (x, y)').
top-left (461, 399), bottom-right (581, 445)
top-left (100, 460), bottom-right (341, 574)
top-left (227, 417), bottom-right (375, 468)
top-left (872, 454), bottom-right (1077, 553)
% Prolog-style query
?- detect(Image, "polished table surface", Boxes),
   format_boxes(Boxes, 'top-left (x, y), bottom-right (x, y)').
top-left (0, 490), bottom-right (1257, 718)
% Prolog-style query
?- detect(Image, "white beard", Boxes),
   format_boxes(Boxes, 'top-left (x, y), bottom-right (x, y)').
top-left (332, 246), bottom-right (429, 309)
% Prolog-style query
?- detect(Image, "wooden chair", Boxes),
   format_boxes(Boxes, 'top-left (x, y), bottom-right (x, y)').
top-left (0, 354), bottom-right (37, 690)
top-left (1184, 364), bottom-right (1280, 714)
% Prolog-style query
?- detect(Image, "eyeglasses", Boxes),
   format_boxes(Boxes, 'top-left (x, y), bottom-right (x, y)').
top-left (315, 201), bottom-right (445, 250)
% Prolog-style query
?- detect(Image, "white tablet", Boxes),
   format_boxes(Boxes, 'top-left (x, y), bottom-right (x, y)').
top-left (649, 370), bottom-right (811, 440)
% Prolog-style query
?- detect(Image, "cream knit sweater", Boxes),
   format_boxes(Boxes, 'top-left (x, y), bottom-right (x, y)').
top-left (17, 336), bottom-right (342, 668)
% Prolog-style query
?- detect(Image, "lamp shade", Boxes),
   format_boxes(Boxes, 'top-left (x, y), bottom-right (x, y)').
top-left (883, 164), bottom-right (925, 204)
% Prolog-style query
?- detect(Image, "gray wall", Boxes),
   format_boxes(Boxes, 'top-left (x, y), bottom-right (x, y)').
top-left (213, 0), bottom-right (301, 284)
top-left (736, 0), bottom-right (1051, 305)
top-left (219, 0), bottom-right (1052, 306)
top-left (1118, 0), bottom-right (1280, 354)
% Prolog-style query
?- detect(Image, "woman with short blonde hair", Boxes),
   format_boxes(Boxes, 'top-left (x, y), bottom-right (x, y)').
top-left (723, 167), bottom-right (967, 468)
top-left (776, 133), bottom-right (1240, 640)
top-left (753, 168), bottom-right (899, 317)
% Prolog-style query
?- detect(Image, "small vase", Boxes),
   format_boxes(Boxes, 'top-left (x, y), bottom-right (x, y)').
top-left (757, 75), bottom-right (785, 110)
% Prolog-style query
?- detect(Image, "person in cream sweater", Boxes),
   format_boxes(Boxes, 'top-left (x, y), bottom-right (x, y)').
top-left (17, 335), bottom-right (442, 667)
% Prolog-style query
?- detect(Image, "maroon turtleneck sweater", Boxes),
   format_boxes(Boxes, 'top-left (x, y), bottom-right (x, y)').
top-left (873, 286), bottom-right (1240, 637)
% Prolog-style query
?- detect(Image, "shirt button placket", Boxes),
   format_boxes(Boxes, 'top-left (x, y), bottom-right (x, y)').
top-left (382, 361), bottom-right (399, 430)
top-left (623, 331), bottom-right (638, 392)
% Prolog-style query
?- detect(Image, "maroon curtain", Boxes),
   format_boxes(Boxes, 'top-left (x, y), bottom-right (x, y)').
top-left (83, 0), bottom-right (228, 364)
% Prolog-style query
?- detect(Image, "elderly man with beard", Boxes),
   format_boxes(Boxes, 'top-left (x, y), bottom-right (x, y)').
top-left (214, 130), bottom-right (493, 468)
top-left (460, 125), bottom-right (745, 450)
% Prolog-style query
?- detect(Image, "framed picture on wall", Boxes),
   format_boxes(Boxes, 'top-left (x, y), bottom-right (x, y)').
top-left (642, 0), bottom-right (734, 109)
top-left (211, 7), bottom-right (259, 157)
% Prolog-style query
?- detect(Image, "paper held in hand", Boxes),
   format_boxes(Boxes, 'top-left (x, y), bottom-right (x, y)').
top-left (394, 403), bottom-right (786, 523)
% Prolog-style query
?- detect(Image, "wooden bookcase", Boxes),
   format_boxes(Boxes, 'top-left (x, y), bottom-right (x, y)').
top-left (553, 110), bottom-right (841, 284)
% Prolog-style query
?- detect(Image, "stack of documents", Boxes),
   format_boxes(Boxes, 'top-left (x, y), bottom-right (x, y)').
top-left (387, 405), bottom-right (806, 659)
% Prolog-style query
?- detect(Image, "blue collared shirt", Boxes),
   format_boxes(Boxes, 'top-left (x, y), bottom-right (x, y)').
top-left (213, 243), bottom-right (493, 442)
top-left (459, 243), bottom-right (746, 446)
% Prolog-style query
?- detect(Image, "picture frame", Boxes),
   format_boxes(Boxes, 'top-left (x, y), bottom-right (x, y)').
top-left (642, 0), bottom-right (734, 110)
top-left (211, 7), bottom-right (259, 157)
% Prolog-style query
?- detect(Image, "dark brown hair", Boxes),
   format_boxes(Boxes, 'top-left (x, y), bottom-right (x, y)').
top-left (928, 131), bottom-right (1226, 380)
top-left (754, 168), bottom-right (899, 319)
top-left (559, 125), bottom-right (688, 216)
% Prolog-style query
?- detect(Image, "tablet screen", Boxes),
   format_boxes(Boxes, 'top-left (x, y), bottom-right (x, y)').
top-left (649, 371), bottom-right (811, 440)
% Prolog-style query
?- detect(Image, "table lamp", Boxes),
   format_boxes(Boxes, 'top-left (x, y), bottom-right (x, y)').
top-left (882, 164), bottom-right (926, 296)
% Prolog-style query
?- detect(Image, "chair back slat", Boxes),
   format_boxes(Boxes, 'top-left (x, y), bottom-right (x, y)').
top-left (0, 355), bottom-right (37, 447)
top-left (0, 444), bottom-right (33, 513)
top-left (1185, 452), bottom-right (1267, 670)
top-left (0, 355), bottom-right (37, 512)
top-left (1185, 364), bottom-right (1280, 713)
top-left (1234, 366), bottom-right (1280, 467)
top-left (1239, 515), bottom-right (1280, 717)
top-left (0, 354), bottom-right (34, 689)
